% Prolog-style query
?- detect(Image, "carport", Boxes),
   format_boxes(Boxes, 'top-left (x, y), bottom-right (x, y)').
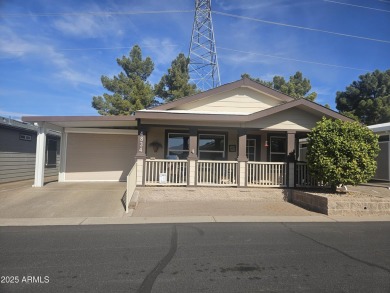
top-left (22, 116), bottom-right (138, 187)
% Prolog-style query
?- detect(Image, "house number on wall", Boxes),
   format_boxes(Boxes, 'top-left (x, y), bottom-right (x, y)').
top-left (139, 131), bottom-right (144, 153)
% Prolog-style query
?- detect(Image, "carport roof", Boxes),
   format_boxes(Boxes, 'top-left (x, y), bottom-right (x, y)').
top-left (22, 115), bottom-right (137, 128)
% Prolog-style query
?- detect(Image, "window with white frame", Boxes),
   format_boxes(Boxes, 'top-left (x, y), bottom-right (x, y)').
top-left (269, 136), bottom-right (286, 162)
top-left (167, 133), bottom-right (189, 159)
top-left (19, 133), bottom-right (32, 141)
top-left (198, 134), bottom-right (225, 160)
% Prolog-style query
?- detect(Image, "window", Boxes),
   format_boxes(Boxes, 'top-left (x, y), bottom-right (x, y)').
top-left (167, 133), bottom-right (189, 159)
top-left (246, 138), bottom-right (256, 161)
top-left (198, 134), bottom-right (225, 160)
top-left (269, 136), bottom-right (286, 162)
top-left (19, 133), bottom-right (32, 141)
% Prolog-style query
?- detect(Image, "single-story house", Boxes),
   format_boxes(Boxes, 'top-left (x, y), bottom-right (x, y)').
top-left (368, 122), bottom-right (390, 182)
top-left (0, 116), bottom-right (60, 183)
top-left (22, 77), bottom-right (352, 188)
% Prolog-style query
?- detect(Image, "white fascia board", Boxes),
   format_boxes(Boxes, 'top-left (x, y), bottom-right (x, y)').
top-left (65, 128), bottom-right (137, 135)
top-left (138, 109), bottom-right (250, 115)
top-left (368, 122), bottom-right (390, 133)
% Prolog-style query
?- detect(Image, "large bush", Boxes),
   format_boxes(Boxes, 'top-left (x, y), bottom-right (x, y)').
top-left (306, 118), bottom-right (379, 191)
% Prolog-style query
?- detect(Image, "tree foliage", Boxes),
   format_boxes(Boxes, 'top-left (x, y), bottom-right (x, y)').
top-left (242, 71), bottom-right (317, 101)
top-left (336, 69), bottom-right (390, 125)
top-left (92, 45), bottom-right (155, 115)
top-left (155, 53), bottom-right (198, 103)
top-left (306, 118), bottom-right (379, 191)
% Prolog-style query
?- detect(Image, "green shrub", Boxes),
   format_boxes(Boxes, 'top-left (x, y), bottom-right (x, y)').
top-left (306, 118), bottom-right (379, 191)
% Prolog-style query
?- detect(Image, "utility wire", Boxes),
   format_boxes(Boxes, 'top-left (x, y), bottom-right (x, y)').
top-left (0, 10), bottom-right (194, 17)
top-left (7, 43), bottom-right (371, 72)
top-left (217, 47), bottom-right (371, 72)
top-left (324, 0), bottom-right (390, 13)
top-left (3, 8), bottom-right (389, 44)
top-left (213, 11), bottom-right (390, 44)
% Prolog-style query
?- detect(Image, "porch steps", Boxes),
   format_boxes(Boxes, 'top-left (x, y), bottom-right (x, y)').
top-left (136, 187), bottom-right (289, 203)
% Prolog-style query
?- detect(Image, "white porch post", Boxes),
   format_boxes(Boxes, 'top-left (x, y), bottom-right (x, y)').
top-left (33, 123), bottom-right (47, 187)
top-left (135, 129), bottom-right (146, 186)
top-left (58, 130), bottom-right (67, 182)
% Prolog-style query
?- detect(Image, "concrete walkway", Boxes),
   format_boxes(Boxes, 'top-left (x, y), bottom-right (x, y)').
top-left (0, 182), bottom-right (390, 226)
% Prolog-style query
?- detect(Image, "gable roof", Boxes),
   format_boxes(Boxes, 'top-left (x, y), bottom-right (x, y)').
top-left (247, 98), bottom-right (351, 121)
top-left (135, 98), bottom-right (352, 123)
top-left (151, 77), bottom-right (295, 111)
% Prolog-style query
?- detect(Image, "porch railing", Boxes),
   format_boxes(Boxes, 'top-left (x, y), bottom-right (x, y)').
top-left (247, 162), bottom-right (287, 187)
top-left (197, 160), bottom-right (238, 186)
top-left (295, 162), bottom-right (326, 187)
top-left (145, 159), bottom-right (187, 185)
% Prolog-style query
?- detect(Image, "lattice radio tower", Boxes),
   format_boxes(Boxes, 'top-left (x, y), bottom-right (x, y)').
top-left (188, 0), bottom-right (221, 91)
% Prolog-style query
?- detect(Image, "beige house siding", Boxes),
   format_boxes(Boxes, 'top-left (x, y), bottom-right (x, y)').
top-left (246, 108), bottom-right (320, 131)
top-left (65, 133), bottom-right (137, 181)
top-left (227, 129), bottom-right (238, 160)
top-left (146, 127), bottom-right (167, 159)
top-left (173, 88), bottom-right (282, 113)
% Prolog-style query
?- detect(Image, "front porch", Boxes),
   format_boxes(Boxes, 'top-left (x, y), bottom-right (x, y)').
top-left (133, 158), bottom-right (319, 188)
top-left (132, 125), bottom-right (317, 188)
top-left (125, 158), bottom-right (324, 212)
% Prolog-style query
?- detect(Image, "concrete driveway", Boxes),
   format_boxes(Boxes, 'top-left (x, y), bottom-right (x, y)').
top-left (0, 181), bottom-right (127, 218)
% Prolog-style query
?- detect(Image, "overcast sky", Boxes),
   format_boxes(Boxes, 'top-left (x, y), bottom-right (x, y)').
top-left (1, 0), bottom-right (389, 118)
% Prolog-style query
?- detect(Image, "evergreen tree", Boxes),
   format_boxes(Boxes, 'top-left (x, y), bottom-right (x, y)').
top-left (155, 53), bottom-right (198, 103)
top-left (336, 69), bottom-right (390, 125)
top-left (242, 71), bottom-right (317, 101)
top-left (92, 45), bottom-right (155, 115)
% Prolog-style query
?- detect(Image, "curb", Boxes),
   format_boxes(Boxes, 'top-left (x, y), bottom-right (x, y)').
top-left (1, 215), bottom-right (390, 226)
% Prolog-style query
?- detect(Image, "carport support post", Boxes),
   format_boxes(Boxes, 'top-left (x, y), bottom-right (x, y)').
top-left (33, 123), bottom-right (47, 187)
top-left (58, 130), bottom-right (67, 182)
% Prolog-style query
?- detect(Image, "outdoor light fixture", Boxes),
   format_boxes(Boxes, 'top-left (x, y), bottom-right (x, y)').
top-left (149, 141), bottom-right (162, 153)
top-left (264, 140), bottom-right (269, 147)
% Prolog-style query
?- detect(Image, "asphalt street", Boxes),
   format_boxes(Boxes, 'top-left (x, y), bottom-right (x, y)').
top-left (0, 222), bottom-right (389, 293)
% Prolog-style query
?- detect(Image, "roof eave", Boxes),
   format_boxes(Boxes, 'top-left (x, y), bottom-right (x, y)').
top-left (21, 115), bottom-right (136, 123)
top-left (135, 111), bottom-right (248, 122)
